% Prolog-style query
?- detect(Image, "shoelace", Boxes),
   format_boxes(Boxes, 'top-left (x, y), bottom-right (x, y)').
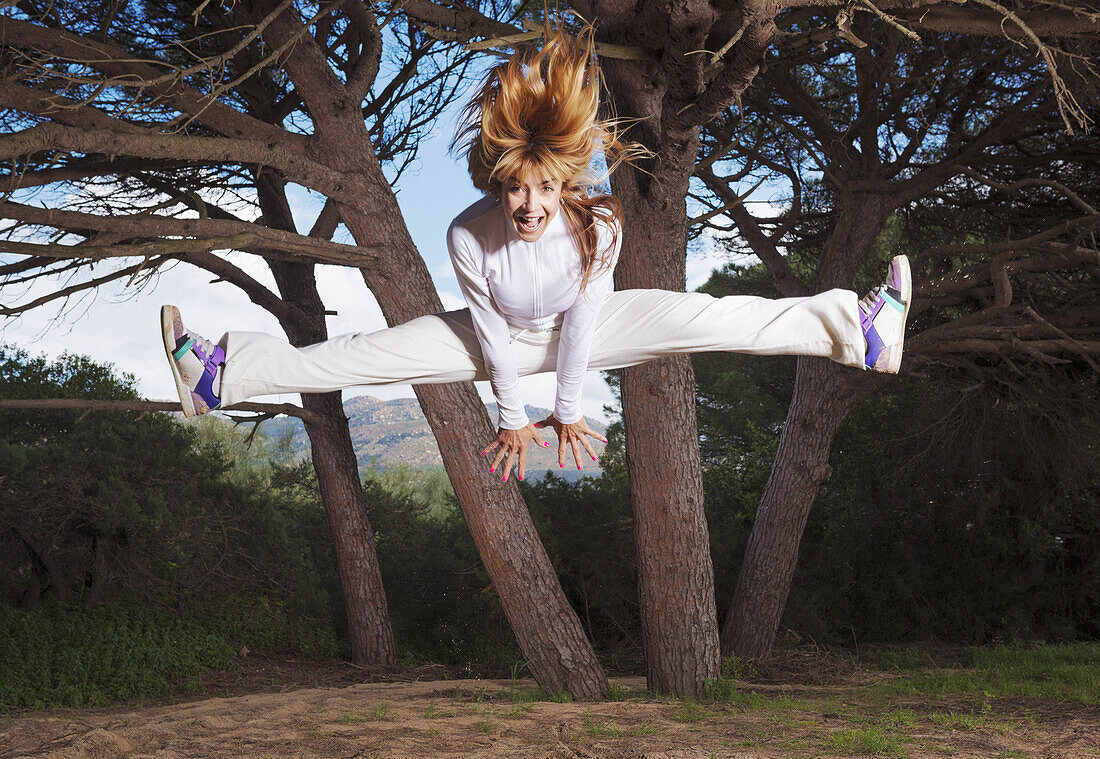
top-left (187, 332), bottom-right (222, 373)
top-left (858, 285), bottom-right (885, 315)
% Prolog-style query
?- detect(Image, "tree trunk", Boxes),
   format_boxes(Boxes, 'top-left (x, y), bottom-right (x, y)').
top-left (259, 176), bottom-right (397, 665)
top-left (722, 196), bottom-right (888, 659)
top-left (340, 205), bottom-right (608, 698)
top-left (415, 382), bottom-right (608, 698)
top-left (720, 358), bottom-right (858, 658)
top-left (620, 355), bottom-right (720, 695)
top-left (301, 391), bottom-right (396, 664)
top-left (599, 57), bottom-right (721, 694)
top-left (252, 2), bottom-right (608, 695)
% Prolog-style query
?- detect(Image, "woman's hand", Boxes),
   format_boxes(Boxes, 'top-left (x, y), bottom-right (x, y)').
top-left (534, 415), bottom-right (607, 470)
top-left (481, 422), bottom-right (550, 483)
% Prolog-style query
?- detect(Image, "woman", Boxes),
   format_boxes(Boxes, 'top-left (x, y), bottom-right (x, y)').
top-left (162, 23), bottom-right (911, 483)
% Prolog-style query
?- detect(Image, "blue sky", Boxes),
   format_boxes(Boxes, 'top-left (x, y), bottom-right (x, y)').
top-left (0, 111), bottom-right (735, 426)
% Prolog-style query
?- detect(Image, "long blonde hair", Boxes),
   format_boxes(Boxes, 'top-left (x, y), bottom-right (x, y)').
top-left (452, 20), bottom-right (645, 291)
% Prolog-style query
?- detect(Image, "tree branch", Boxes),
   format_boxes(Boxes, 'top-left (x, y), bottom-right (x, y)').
top-left (0, 255), bottom-right (172, 316)
top-left (0, 397), bottom-right (322, 424)
top-left (0, 124), bottom-right (368, 206)
top-left (696, 165), bottom-right (808, 297)
top-left (0, 16), bottom-right (308, 151)
top-left (0, 200), bottom-right (383, 266)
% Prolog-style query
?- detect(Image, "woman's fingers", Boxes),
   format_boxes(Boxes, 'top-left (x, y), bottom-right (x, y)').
top-left (579, 435), bottom-right (598, 463)
top-left (489, 446), bottom-right (506, 474)
top-left (569, 436), bottom-right (585, 470)
top-left (502, 447), bottom-right (517, 482)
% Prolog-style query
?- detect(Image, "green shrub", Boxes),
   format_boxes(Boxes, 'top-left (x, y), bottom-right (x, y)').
top-left (0, 603), bottom-right (236, 709)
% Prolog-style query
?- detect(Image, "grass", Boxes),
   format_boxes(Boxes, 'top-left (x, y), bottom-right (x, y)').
top-left (871, 643), bottom-right (1099, 704)
top-left (541, 687), bottom-right (571, 703)
top-left (507, 702), bottom-right (533, 717)
top-left (605, 682), bottom-right (635, 701)
top-left (672, 699), bottom-right (707, 723)
top-left (472, 718), bottom-right (497, 733)
top-left (582, 711), bottom-right (622, 738)
top-left (824, 727), bottom-right (907, 756)
top-left (704, 676), bottom-right (817, 713)
top-left (879, 708), bottom-right (918, 728)
top-left (929, 709), bottom-right (1015, 734)
top-left (334, 709), bottom-right (370, 724)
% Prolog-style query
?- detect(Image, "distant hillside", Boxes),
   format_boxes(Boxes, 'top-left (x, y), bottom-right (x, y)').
top-left (259, 395), bottom-right (606, 481)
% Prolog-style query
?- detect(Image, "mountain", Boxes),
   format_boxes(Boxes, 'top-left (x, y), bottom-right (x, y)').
top-left (259, 395), bottom-right (606, 481)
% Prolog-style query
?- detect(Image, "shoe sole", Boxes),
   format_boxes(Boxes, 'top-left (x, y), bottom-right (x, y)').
top-left (880, 255), bottom-right (912, 374)
top-left (161, 305), bottom-right (198, 418)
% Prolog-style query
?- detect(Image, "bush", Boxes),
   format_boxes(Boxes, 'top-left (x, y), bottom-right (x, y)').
top-left (0, 603), bottom-right (235, 709)
top-left (361, 477), bottom-right (518, 668)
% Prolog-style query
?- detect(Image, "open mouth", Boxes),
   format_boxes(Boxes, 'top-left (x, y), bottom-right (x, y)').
top-left (515, 214), bottom-right (544, 234)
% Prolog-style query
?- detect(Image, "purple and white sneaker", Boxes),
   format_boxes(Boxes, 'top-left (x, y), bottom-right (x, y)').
top-left (859, 255), bottom-right (911, 374)
top-left (161, 305), bottom-right (224, 417)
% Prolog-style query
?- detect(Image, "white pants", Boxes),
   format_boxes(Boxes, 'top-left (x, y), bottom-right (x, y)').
top-left (217, 288), bottom-right (865, 406)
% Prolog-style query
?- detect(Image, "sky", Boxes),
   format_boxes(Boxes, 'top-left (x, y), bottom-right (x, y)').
top-left (0, 115), bottom-right (738, 427)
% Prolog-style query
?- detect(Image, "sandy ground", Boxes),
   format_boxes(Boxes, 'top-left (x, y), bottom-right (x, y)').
top-left (3, 670), bottom-right (1098, 759)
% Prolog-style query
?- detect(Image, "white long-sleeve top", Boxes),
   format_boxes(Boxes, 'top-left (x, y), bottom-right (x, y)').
top-left (447, 195), bottom-right (621, 430)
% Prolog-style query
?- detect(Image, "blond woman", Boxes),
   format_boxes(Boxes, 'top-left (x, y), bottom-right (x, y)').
top-left (162, 23), bottom-right (910, 482)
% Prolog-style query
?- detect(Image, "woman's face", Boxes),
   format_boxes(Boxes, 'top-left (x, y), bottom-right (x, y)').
top-left (500, 175), bottom-right (564, 242)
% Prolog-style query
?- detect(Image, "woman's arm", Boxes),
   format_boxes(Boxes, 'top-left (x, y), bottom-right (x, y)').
top-left (552, 216), bottom-right (622, 424)
top-left (447, 223), bottom-right (529, 430)
top-left (540, 216), bottom-right (620, 469)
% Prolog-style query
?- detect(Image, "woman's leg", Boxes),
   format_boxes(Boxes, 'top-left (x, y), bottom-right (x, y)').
top-left (166, 277), bottom-right (883, 413)
top-left (216, 309), bottom-right (498, 406)
top-left (583, 288), bottom-right (866, 372)
top-left (207, 288), bottom-right (862, 407)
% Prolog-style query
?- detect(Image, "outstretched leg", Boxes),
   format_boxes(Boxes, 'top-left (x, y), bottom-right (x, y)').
top-left (161, 257), bottom-right (908, 416)
top-left (215, 310), bottom-right (492, 407)
top-left (162, 306), bottom-right (561, 415)
top-left (584, 287), bottom-right (866, 372)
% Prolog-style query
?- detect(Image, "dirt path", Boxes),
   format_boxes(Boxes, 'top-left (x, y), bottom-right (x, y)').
top-left (2, 675), bottom-right (1097, 758)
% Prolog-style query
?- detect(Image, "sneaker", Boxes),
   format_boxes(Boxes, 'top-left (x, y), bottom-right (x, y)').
top-left (859, 255), bottom-right (911, 374)
top-left (161, 305), bottom-right (224, 417)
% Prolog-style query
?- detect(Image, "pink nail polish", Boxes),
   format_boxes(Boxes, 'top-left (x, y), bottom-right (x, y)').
top-left (591, 455), bottom-right (597, 461)
top-left (559, 463), bottom-right (564, 468)
top-left (489, 468), bottom-right (494, 473)
top-left (480, 451), bottom-right (486, 455)
top-left (518, 474), bottom-right (524, 481)
top-left (577, 465), bottom-right (582, 470)
top-left (502, 476), bottom-right (508, 482)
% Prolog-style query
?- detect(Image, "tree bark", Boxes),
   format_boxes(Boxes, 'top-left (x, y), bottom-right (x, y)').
top-left (415, 382), bottom-right (609, 698)
top-left (720, 357), bottom-right (858, 658)
top-left (722, 195), bottom-right (888, 659)
top-left (249, 0), bottom-right (608, 692)
top-left (258, 175), bottom-right (397, 666)
top-left (301, 392), bottom-right (396, 664)
top-left (601, 54), bottom-right (720, 696)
